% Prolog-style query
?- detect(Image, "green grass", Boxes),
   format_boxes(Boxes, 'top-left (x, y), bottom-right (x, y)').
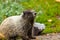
top-left (0, 0), bottom-right (60, 33)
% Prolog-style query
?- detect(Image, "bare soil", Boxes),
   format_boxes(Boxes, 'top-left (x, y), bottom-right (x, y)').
top-left (35, 33), bottom-right (60, 40)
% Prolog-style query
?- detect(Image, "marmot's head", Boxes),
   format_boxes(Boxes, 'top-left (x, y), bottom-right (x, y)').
top-left (22, 10), bottom-right (36, 20)
top-left (34, 23), bottom-right (45, 36)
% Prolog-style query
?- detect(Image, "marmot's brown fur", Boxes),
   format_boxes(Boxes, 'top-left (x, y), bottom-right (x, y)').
top-left (0, 10), bottom-right (36, 40)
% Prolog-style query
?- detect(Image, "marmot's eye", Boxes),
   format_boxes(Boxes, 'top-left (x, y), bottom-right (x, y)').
top-left (35, 13), bottom-right (36, 15)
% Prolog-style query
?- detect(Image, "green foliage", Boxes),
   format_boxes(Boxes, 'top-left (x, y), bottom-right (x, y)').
top-left (0, 0), bottom-right (60, 33)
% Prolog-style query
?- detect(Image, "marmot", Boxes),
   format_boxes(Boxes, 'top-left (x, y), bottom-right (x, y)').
top-left (0, 10), bottom-right (36, 40)
top-left (33, 22), bottom-right (45, 36)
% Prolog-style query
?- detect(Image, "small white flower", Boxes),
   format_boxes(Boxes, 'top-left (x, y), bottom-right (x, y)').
top-left (48, 19), bottom-right (52, 22)
top-left (56, 0), bottom-right (60, 2)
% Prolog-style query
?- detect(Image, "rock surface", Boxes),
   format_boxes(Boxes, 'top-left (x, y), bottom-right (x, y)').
top-left (35, 33), bottom-right (60, 40)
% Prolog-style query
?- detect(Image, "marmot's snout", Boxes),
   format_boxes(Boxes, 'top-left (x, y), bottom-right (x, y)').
top-left (31, 10), bottom-right (36, 17)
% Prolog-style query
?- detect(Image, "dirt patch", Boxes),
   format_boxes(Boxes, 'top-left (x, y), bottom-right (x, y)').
top-left (35, 33), bottom-right (60, 40)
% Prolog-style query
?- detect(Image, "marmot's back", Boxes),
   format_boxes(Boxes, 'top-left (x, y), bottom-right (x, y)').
top-left (1, 16), bottom-right (21, 26)
top-left (0, 16), bottom-right (23, 38)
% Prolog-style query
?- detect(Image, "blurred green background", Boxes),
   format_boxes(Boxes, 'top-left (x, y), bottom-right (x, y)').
top-left (0, 0), bottom-right (59, 33)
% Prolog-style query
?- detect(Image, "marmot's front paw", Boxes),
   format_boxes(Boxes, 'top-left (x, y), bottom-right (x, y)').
top-left (30, 36), bottom-right (36, 39)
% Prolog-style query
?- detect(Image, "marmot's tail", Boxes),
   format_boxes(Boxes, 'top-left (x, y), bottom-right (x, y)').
top-left (0, 33), bottom-right (5, 39)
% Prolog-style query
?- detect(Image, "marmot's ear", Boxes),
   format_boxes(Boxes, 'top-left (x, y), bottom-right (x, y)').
top-left (23, 11), bottom-right (25, 15)
top-left (23, 11), bottom-right (27, 15)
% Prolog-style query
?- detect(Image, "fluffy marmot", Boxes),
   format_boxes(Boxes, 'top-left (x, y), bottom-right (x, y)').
top-left (0, 10), bottom-right (36, 40)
